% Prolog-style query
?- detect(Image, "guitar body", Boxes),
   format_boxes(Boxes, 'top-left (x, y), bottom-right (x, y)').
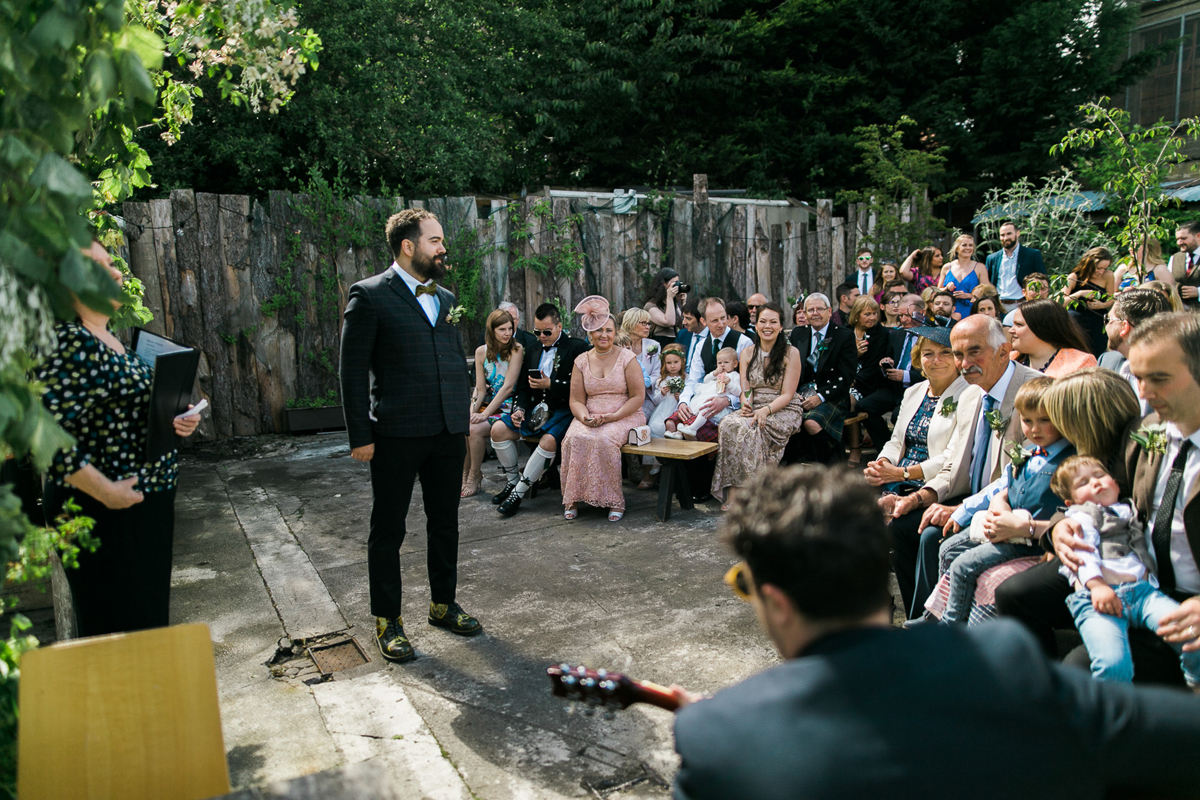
top-left (547, 664), bottom-right (680, 712)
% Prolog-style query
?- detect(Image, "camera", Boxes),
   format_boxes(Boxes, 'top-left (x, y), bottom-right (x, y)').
top-left (677, 283), bottom-right (691, 294)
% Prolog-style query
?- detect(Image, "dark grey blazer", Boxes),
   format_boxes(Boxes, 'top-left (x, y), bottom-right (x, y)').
top-left (674, 620), bottom-right (1200, 800)
top-left (339, 269), bottom-right (469, 447)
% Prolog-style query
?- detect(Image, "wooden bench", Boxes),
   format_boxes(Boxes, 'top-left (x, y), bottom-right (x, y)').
top-left (620, 438), bottom-right (718, 522)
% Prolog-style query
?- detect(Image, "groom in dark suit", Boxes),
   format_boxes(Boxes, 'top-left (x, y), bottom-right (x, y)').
top-left (671, 466), bottom-right (1200, 800)
top-left (340, 209), bottom-right (482, 664)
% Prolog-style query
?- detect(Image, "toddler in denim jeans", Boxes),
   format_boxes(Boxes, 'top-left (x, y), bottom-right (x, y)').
top-left (1052, 455), bottom-right (1200, 686)
top-left (937, 378), bottom-right (1073, 623)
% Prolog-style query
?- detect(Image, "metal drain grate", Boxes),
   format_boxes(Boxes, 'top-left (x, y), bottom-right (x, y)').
top-left (309, 637), bottom-right (369, 675)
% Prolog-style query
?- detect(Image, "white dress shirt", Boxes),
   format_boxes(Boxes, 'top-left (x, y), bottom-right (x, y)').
top-left (538, 331), bottom-right (562, 376)
top-left (391, 262), bottom-right (439, 325)
top-left (998, 244), bottom-right (1022, 301)
top-left (1148, 423), bottom-right (1200, 595)
top-left (855, 267), bottom-right (873, 296)
top-left (681, 328), bottom-right (753, 407)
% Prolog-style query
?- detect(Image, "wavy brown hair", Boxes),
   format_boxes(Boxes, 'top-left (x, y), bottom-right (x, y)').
top-left (1070, 246), bottom-right (1113, 286)
top-left (1016, 299), bottom-right (1090, 352)
top-left (484, 309), bottom-right (518, 362)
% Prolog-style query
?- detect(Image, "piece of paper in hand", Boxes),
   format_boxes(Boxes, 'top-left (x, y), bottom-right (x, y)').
top-left (175, 398), bottom-right (208, 419)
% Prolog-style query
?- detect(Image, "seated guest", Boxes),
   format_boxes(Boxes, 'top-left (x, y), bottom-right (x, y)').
top-left (1001, 272), bottom-right (1051, 326)
top-left (672, 297), bottom-right (753, 444)
top-left (856, 295), bottom-right (926, 461)
top-left (786, 293), bottom-right (856, 464)
top-left (668, 347), bottom-right (741, 440)
top-left (643, 267), bottom-right (686, 347)
top-left (880, 286), bottom-right (907, 328)
top-left (831, 282), bottom-right (860, 328)
top-left (1001, 322), bottom-right (1200, 685)
top-left (886, 316), bottom-right (1040, 620)
top-left (1099, 288), bottom-right (1169, 415)
top-left (476, 300), bottom-right (538, 354)
top-left (641, 343), bottom-right (688, 489)
top-left (1009, 299), bottom-right (1097, 376)
top-left (745, 293), bottom-right (769, 338)
top-left (905, 293), bottom-right (928, 326)
top-left (726, 300), bottom-right (756, 343)
top-left (929, 289), bottom-right (957, 327)
top-left (931, 378), bottom-right (1075, 625)
top-left (971, 286), bottom-right (1007, 320)
top-left (1052, 456), bottom-right (1200, 686)
top-left (621, 307), bottom-right (661, 420)
top-left (561, 298), bottom-right (646, 522)
top-left (864, 326), bottom-right (980, 517)
top-left (845, 295), bottom-right (888, 465)
top-left (791, 299), bottom-right (807, 331)
top-left (491, 302), bottom-right (590, 518)
top-left (463, 309), bottom-right (524, 497)
top-left (711, 303), bottom-right (803, 509)
top-left (676, 297), bottom-right (705, 369)
top-left (673, 465), bottom-right (1200, 800)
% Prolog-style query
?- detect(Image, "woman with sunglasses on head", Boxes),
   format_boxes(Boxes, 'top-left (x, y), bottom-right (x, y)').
top-left (938, 234), bottom-right (991, 320)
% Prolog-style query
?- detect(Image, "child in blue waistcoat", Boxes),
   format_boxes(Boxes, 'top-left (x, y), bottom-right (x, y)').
top-left (938, 378), bottom-right (1075, 623)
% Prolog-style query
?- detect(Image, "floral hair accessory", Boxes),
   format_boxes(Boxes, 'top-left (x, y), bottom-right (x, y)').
top-left (574, 295), bottom-right (612, 332)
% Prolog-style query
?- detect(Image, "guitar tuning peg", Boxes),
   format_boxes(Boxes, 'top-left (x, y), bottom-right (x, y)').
top-left (596, 669), bottom-right (608, 678)
top-left (559, 663), bottom-right (571, 671)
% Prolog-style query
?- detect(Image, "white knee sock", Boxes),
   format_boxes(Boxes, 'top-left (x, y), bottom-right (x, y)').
top-left (515, 446), bottom-right (555, 497)
top-left (493, 439), bottom-right (520, 483)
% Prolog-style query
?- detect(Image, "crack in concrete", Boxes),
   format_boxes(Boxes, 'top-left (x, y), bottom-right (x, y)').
top-left (215, 464), bottom-right (290, 636)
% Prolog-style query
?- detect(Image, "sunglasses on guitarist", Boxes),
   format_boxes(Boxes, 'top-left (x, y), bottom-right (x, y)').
top-left (724, 562), bottom-right (753, 602)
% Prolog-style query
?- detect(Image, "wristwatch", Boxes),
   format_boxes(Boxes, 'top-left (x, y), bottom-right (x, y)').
top-left (902, 467), bottom-right (910, 481)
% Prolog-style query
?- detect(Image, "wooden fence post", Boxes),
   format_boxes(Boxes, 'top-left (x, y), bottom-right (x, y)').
top-left (816, 199), bottom-right (833, 298)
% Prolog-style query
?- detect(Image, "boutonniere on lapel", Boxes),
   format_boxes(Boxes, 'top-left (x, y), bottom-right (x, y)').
top-left (938, 396), bottom-right (958, 418)
top-left (816, 338), bottom-right (830, 356)
top-left (446, 304), bottom-right (466, 325)
top-left (1005, 440), bottom-right (1029, 469)
top-left (552, 352), bottom-right (562, 374)
top-left (646, 343), bottom-right (659, 357)
top-left (1130, 422), bottom-right (1169, 456)
top-left (984, 408), bottom-right (1010, 434)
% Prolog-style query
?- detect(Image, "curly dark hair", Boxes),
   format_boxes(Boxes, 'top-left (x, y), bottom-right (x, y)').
top-left (722, 465), bottom-right (891, 622)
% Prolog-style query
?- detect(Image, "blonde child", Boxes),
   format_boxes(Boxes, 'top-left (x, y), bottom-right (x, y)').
top-left (640, 344), bottom-right (687, 489)
top-left (666, 347), bottom-right (741, 440)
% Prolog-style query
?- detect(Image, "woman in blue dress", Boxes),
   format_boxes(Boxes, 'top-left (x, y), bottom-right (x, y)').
top-left (938, 234), bottom-right (991, 319)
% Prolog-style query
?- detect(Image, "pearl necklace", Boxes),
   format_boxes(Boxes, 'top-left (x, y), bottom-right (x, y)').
top-left (594, 346), bottom-right (615, 355)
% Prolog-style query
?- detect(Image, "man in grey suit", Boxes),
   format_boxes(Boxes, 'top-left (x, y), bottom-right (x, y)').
top-left (672, 465), bottom-right (1200, 800)
top-left (340, 209), bottom-right (482, 664)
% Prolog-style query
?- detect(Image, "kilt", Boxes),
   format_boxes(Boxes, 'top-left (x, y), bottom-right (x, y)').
top-left (500, 406), bottom-right (574, 444)
top-left (804, 398), bottom-right (848, 441)
top-left (665, 410), bottom-right (719, 442)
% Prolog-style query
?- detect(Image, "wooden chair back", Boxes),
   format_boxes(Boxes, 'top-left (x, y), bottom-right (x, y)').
top-left (18, 623), bottom-right (230, 800)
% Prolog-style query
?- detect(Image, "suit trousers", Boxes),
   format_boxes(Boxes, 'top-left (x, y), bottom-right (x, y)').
top-left (890, 502), bottom-right (963, 619)
top-left (857, 385), bottom-right (902, 453)
top-left (368, 431), bottom-right (465, 618)
top-left (993, 557), bottom-right (1187, 685)
top-left (43, 481), bottom-right (177, 637)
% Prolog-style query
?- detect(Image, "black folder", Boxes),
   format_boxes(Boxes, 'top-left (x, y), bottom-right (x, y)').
top-left (131, 328), bottom-right (201, 462)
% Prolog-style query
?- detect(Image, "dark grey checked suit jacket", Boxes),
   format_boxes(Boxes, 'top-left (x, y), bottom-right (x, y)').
top-left (339, 269), bottom-right (470, 448)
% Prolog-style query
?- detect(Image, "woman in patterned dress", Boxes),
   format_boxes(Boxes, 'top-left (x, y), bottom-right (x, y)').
top-left (711, 303), bottom-right (804, 510)
top-left (561, 299), bottom-right (646, 522)
top-left (36, 242), bottom-right (202, 636)
top-left (463, 309), bottom-right (524, 497)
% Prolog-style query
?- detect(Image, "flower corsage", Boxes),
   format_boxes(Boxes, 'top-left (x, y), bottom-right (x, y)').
top-left (1130, 422), bottom-right (1169, 456)
top-left (938, 395), bottom-right (958, 419)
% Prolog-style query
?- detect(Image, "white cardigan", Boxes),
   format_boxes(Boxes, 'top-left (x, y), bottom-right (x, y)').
top-left (877, 375), bottom-right (982, 483)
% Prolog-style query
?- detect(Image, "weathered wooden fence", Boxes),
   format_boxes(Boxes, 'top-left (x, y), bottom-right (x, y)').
top-left (120, 184), bottom-right (920, 441)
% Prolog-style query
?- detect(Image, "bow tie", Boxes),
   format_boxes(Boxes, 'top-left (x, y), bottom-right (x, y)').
top-left (542, 344), bottom-right (557, 353)
top-left (415, 283), bottom-right (439, 297)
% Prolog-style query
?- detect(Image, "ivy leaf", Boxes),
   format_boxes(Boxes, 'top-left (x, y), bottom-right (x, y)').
top-left (117, 26), bottom-right (165, 72)
top-left (7, 397), bottom-right (74, 473)
top-left (117, 49), bottom-right (157, 107)
top-left (28, 153), bottom-right (94, 203)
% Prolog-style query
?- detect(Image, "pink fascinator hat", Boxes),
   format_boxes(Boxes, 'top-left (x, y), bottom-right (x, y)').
top-left (574, 295), bottom-right (612, 332)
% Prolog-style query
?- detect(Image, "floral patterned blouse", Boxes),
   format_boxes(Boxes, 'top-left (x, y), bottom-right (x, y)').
top-left (897, 393), bottom-right (938, 470)
top-left (36, 322), bottom-right (178, 492)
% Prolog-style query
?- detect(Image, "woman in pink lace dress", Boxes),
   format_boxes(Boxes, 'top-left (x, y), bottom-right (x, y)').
top-left (561, 298), bottom-right (647, 522)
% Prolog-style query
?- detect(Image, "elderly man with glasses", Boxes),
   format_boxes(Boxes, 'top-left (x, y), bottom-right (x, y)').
top-left (669, 465), bottom-right (1200, 800)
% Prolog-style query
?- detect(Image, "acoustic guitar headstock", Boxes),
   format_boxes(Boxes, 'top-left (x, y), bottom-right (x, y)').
top-left (546, 663), bottom-right (679, 712)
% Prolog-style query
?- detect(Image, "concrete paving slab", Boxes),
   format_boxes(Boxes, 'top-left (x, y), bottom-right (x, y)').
top-left (178, 433), bottom-right (780, 798)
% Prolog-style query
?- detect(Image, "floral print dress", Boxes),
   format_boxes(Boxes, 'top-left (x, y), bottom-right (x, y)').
top-left (36, 322), bottom-right (178, 492)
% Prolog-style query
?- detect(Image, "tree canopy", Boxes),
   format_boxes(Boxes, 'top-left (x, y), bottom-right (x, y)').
top-left (138, 0), bottom-right (1156, 200)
